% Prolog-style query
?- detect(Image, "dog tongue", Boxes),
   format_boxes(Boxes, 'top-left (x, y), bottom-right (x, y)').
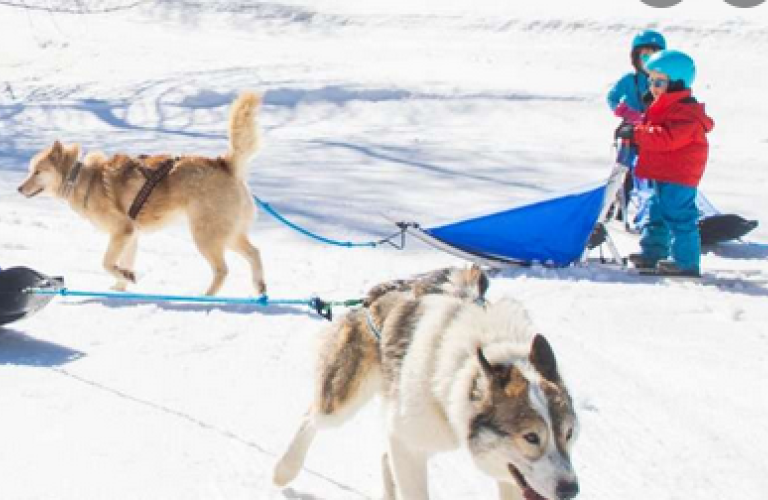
top-left (523, 488), bottom-right (547, 500)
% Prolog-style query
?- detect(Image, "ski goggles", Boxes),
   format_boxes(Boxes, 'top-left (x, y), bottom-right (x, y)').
top-left (648, 77), bottom-right (670, 88)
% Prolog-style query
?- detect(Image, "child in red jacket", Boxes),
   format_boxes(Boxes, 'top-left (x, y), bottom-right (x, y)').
top-left (616, 50), bottom-right (715, 276)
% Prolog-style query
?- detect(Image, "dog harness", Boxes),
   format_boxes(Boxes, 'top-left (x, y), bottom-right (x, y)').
top-left (363, 307), bottom-right (382, 340)
top-left (128, 157), bottom-right (177, 220)
top-left (362, 295), bottom-right (485, 342)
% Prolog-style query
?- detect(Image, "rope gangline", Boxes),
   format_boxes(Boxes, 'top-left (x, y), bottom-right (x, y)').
top-left (27, 287), bottom-right (364, 321)
top-left (253, 195), bottom-right (407, 249)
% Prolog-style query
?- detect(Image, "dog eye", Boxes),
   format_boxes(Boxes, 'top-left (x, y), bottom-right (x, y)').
top-left (523, 433), bottom-right (540, 445)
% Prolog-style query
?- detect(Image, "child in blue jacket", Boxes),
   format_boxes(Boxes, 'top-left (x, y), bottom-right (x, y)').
top-left (607, 30), bottom-right (666, 123)
top-left (607, 30), bottom-right (667, 223)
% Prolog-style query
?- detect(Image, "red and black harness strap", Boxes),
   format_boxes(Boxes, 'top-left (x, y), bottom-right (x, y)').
top-left (128, 157), bottom-right (177, 220)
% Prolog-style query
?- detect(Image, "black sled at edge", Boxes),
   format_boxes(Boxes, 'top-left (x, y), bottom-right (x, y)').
top-left (699, 214), bottom-right (758, 246)
top-left (0, 267), bottom-right (64, 327)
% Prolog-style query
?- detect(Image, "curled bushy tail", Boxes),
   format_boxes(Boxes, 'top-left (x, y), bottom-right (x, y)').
top-left (226, 91), bottom-right (261, 180)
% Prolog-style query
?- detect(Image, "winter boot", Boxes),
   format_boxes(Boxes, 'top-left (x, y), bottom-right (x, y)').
top-left (655, 260), bottom-right (701, 277)
top-left (628, 253), bottom-right (658, 270)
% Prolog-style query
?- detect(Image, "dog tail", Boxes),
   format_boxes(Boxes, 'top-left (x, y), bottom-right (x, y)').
top-left (226, 91), bottom-right (261, 180)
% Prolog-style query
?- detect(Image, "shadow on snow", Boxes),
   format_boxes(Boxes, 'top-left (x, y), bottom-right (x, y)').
top-left (0, 327), bottom-right (85, 367)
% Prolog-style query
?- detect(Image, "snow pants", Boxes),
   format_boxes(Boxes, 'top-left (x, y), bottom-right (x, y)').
top-left (639, 181), bottom-right (701, 272)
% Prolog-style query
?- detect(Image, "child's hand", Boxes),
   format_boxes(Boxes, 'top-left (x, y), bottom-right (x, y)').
top-left (614, 123), bottom-right (635, 141)
top-left (614, 102), bottom-right (643, 124)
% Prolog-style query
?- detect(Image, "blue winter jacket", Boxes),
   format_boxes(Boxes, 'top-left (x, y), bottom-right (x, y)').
top-left (607, 72), bottom-right (650, 113)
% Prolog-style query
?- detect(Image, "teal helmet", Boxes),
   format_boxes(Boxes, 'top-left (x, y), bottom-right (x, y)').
top-left (632, 30), bottom-right (667, 51)
top-left (630, 30), bottom-right (666, 72)
top-left (645, 49), bottom-right (696, 88)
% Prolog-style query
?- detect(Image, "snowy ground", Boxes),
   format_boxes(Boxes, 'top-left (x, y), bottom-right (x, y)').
top-left (1, 1), bottom-right (768, 499)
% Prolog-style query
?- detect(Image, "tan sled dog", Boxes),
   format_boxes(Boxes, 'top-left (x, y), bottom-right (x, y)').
top-left (17, 92), bottom-right (265, 296)
top-left (273, 267), bottom-right (579, 500)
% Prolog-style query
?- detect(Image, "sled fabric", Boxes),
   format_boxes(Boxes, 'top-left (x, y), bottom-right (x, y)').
top-left (405, 166), bottom-right (627, 268)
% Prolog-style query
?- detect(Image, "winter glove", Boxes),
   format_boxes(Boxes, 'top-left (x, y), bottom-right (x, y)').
top-left (614, 123), bottom-right (635, 141)
top-left (642, 90), bottom-right (654, 106)
top-left (613, 102), bottom-right (643, 124)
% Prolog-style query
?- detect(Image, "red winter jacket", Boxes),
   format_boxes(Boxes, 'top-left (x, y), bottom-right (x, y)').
top-left (634, 89), bottom-right (715, 187)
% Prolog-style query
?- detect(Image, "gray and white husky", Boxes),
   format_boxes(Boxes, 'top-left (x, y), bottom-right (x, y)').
top-left (273, 266), bottom-right (579, 500)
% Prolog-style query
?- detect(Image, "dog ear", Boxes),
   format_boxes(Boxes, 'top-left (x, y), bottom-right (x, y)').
top-left (477, 347), bottom-right (521, 391)
top-left (50, 141), bottom-right (64, 163)
top-left (529, 334), bottom-right (560, 383)
top-left (467, 264), bottom-right (489, 300)
top-left (65, 143), bottom-right (82, 161)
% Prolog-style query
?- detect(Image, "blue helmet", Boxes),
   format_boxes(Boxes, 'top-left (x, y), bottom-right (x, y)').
top-left (645, 49), bottom-right (696, 88)
top-left (632, 30), bottom-right (667, 51)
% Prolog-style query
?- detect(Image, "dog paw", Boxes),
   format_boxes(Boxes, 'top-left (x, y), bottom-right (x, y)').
top-left (257, 281), bottom-right (267, 296)
top-left (111, 266), bottom-right (136, 284)
top-left (121, 269), bottom-right (137, 283)
top-left (110, 283), bottom-right (128, 292)
top-left (272, 459), bottom-right (299, 487)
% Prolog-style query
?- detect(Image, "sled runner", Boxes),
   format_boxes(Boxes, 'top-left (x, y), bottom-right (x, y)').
top-left (0, 267), bottom-right (64, 326)
top-left (628, 267), bottom-right (768, 287)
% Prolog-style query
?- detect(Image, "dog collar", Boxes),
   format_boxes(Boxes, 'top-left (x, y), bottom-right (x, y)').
top-left (59, 160), bottom-right (84, 199)
top-left (81, 167), bottom-right (99, 210)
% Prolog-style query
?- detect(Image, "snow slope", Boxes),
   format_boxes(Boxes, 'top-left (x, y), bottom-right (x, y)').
top-left (1, 1), bottom-right (767, 499)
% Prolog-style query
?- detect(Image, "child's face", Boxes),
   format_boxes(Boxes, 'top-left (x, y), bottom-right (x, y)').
top-left (638, 47), bottom-right (660, 71)
top-left (648, 70), bottom-right (670, 100)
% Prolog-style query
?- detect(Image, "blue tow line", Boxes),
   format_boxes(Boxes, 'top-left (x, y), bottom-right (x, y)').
top-left (28, 287), bottom-right (363, 321)
top-left (33, 287), bottom-right (281, 305)
top-left (253, 195), bottom-right (385, 248)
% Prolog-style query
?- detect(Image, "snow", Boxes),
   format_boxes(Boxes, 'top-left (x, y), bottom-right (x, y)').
top-left (1, 1), bottom-right (768, 499)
